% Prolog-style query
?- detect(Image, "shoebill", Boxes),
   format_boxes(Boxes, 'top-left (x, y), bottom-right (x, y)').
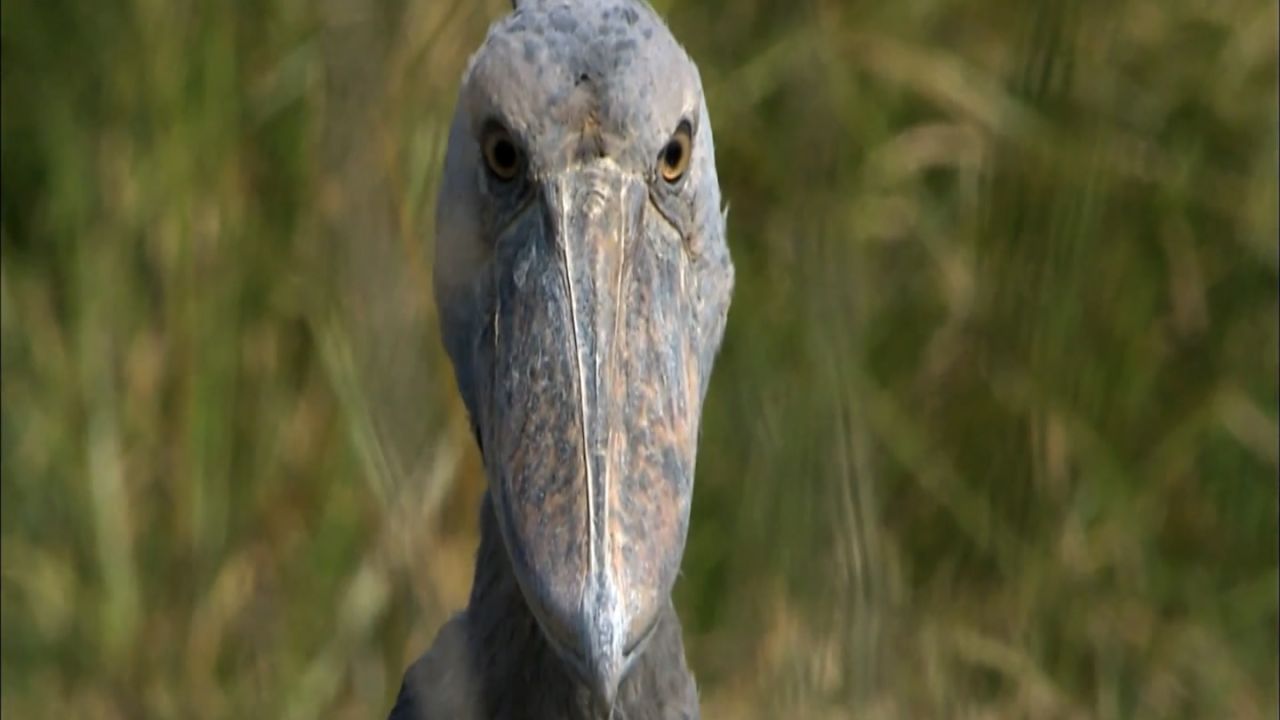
top-left (390, 0), bottom-right (734, 717)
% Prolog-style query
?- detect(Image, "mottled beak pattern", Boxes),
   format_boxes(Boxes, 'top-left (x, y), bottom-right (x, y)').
top-left (486, 163), bottom-right (700, 704)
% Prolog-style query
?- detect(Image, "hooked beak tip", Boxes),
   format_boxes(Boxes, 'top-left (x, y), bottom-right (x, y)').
top-left (585, 658), bottom-right (622, 715)
top-left (580, 585), bottom-right (627, 713)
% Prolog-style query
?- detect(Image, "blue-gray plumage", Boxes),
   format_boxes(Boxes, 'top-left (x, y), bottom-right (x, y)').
top-left (391, 0), bottom-right (733, 717)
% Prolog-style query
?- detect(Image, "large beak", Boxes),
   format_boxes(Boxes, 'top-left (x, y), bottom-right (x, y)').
top-left (484, 161), bottom-right (700, 710)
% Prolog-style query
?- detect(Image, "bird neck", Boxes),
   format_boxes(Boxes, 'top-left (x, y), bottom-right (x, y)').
top-left (463, 492), bottom-right (699, 719)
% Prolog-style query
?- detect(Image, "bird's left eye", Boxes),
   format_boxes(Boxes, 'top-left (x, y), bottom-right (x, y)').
top-left (658, 120), bottom-right (692, 183)
top-left (483, 125), bottom-right (523, 182)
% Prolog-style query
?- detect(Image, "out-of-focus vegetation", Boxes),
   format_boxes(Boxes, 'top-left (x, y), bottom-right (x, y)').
top-left (2, 0), bottom-right (1276, 716)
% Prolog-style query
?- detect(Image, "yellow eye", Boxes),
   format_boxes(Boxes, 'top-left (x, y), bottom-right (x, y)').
top-left (483, 125), bottom-right (522, 181)
top-left (658, 121), bottom-right (692, 183)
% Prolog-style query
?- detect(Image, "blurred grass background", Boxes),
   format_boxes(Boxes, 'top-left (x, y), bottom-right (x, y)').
top-left (1, 0), bottom-right (1277, 717)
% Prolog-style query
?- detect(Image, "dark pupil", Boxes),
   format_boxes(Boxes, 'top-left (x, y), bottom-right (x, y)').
top-left (663, 141), bottom-right (683, 171)
top-left (492, 140), bottom-right (516, 170)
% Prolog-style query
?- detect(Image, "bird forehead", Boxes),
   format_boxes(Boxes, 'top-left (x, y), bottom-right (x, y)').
top-left (463, 0), bottom-right (698, 148)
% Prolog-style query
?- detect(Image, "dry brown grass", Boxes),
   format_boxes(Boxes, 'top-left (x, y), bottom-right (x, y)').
top-left (2, 0), bottom-right (1276, 717)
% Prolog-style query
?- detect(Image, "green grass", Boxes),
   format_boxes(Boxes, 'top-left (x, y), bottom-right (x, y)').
top-left (2, 0), bottom-right (1276, 717)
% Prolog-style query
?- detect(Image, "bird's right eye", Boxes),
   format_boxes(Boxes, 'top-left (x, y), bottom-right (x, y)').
top-left (483, 125), bottom-right (522, 182)
top-left (658, 120), bottom-right (693, 183)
